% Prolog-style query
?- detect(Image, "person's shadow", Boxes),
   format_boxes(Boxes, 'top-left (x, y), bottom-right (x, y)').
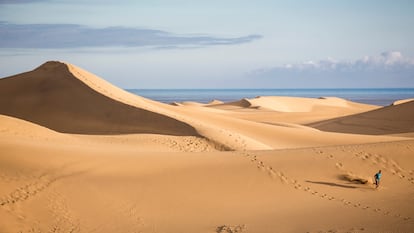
top-left (305, 180), bottom-right (357, 189)
top-left (306, 174), bottom-right (372, 189)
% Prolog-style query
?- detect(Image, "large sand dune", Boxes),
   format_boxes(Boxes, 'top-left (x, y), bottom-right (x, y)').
top-left (1, 61), bottom-right (413, 232)
top-left (0, 61), bottom-right (197, 136)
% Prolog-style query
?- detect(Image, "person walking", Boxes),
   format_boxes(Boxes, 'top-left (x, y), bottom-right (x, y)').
top-left (374, 170), bottom-right (382, 188)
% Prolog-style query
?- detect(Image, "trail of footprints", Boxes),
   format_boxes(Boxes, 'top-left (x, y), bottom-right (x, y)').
top-left (316, 148), bottom-right (413, 220)
top-left (339, 146), bottom-right (414, 185)
top-left (316, 146), bottom-right (414, 186)
top-left (0, 164), bottom-right (87, 207)
top-left (236, 150), bottom-right (412, 222)
top-left (47, 189), bottom-right (80, 233)
top-left (0, 164), bottom-right (88, 233)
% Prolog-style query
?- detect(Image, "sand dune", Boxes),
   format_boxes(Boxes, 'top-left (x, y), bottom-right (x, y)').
top-left (1, 61), bottom-right (413, 232)
top-left (210, 96), bottom-right (376, 112)
top-left (310, 99), bottom-right (414, 135)
top-left (0, 61), bottom-right (197, 136)
top-left (205, 96), bottom-right (379, 125)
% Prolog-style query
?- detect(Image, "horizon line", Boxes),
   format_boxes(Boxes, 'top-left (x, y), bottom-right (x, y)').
top-left (124, 87), bottom-right (414, 90)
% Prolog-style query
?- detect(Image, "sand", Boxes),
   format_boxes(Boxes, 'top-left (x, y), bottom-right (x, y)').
top-left (0, 61), bottom-right (413, 233)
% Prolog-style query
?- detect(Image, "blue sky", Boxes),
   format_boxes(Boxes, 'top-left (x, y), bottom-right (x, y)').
top-left (0, 0), bottom-right (413, 88)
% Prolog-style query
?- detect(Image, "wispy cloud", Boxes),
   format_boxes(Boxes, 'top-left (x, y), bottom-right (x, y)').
top-left (0, 22), bottom-right (262, 49)
top-left (0, 0), bottom-right (46, 4)
top-left (249, 52), bottom-right (414, 88)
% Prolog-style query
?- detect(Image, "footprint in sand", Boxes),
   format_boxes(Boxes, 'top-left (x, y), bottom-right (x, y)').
top-left (257, 162), bottom-right (265, 170)
top-left (294, 184), bottom-right (302, 190)
top-left (277, 172), bottom-right (289, 184)
top-left (379, 157), bottom-right (387, 163)
top-left (268, 169), bottom-right (277, 179)
top-left (335, 162), bottom-right (343, 169)
top-left (267, 167), bottom-right (277, 177)
top-left (398, 173), bottom-right (405, 179)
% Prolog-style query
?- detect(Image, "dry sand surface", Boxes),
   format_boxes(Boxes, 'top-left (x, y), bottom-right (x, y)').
top-left (1, 61), bottom-right (413, 233)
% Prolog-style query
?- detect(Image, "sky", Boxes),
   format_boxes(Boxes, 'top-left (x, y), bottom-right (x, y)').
top-left (0, 0), bottom-right (414, 88)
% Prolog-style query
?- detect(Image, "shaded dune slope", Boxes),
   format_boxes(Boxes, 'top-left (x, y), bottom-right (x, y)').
top-left (0, 61), bottom-right (197, 136)
top-left (309, 100), bottom-right (414, 135)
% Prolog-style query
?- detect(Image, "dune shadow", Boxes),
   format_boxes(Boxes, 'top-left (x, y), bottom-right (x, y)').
top-left (306, 180), bottom-right (357, 189)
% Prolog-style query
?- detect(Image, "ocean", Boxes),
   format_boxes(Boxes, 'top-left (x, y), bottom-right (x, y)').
top-left (126, 88), bottom-right (414, 106)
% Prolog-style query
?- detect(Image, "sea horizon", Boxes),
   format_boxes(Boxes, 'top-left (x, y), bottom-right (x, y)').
top-left (126, 88), bottom-right (414, 106)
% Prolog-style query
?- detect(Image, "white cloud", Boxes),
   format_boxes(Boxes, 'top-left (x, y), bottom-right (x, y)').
top-left (277, 51), bottom-right (414, 72)
top-left (249, 52), bottom-right (414, 88)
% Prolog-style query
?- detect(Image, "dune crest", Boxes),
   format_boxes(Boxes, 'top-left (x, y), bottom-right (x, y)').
top-left (392, 98), bottom-right (414, 106)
